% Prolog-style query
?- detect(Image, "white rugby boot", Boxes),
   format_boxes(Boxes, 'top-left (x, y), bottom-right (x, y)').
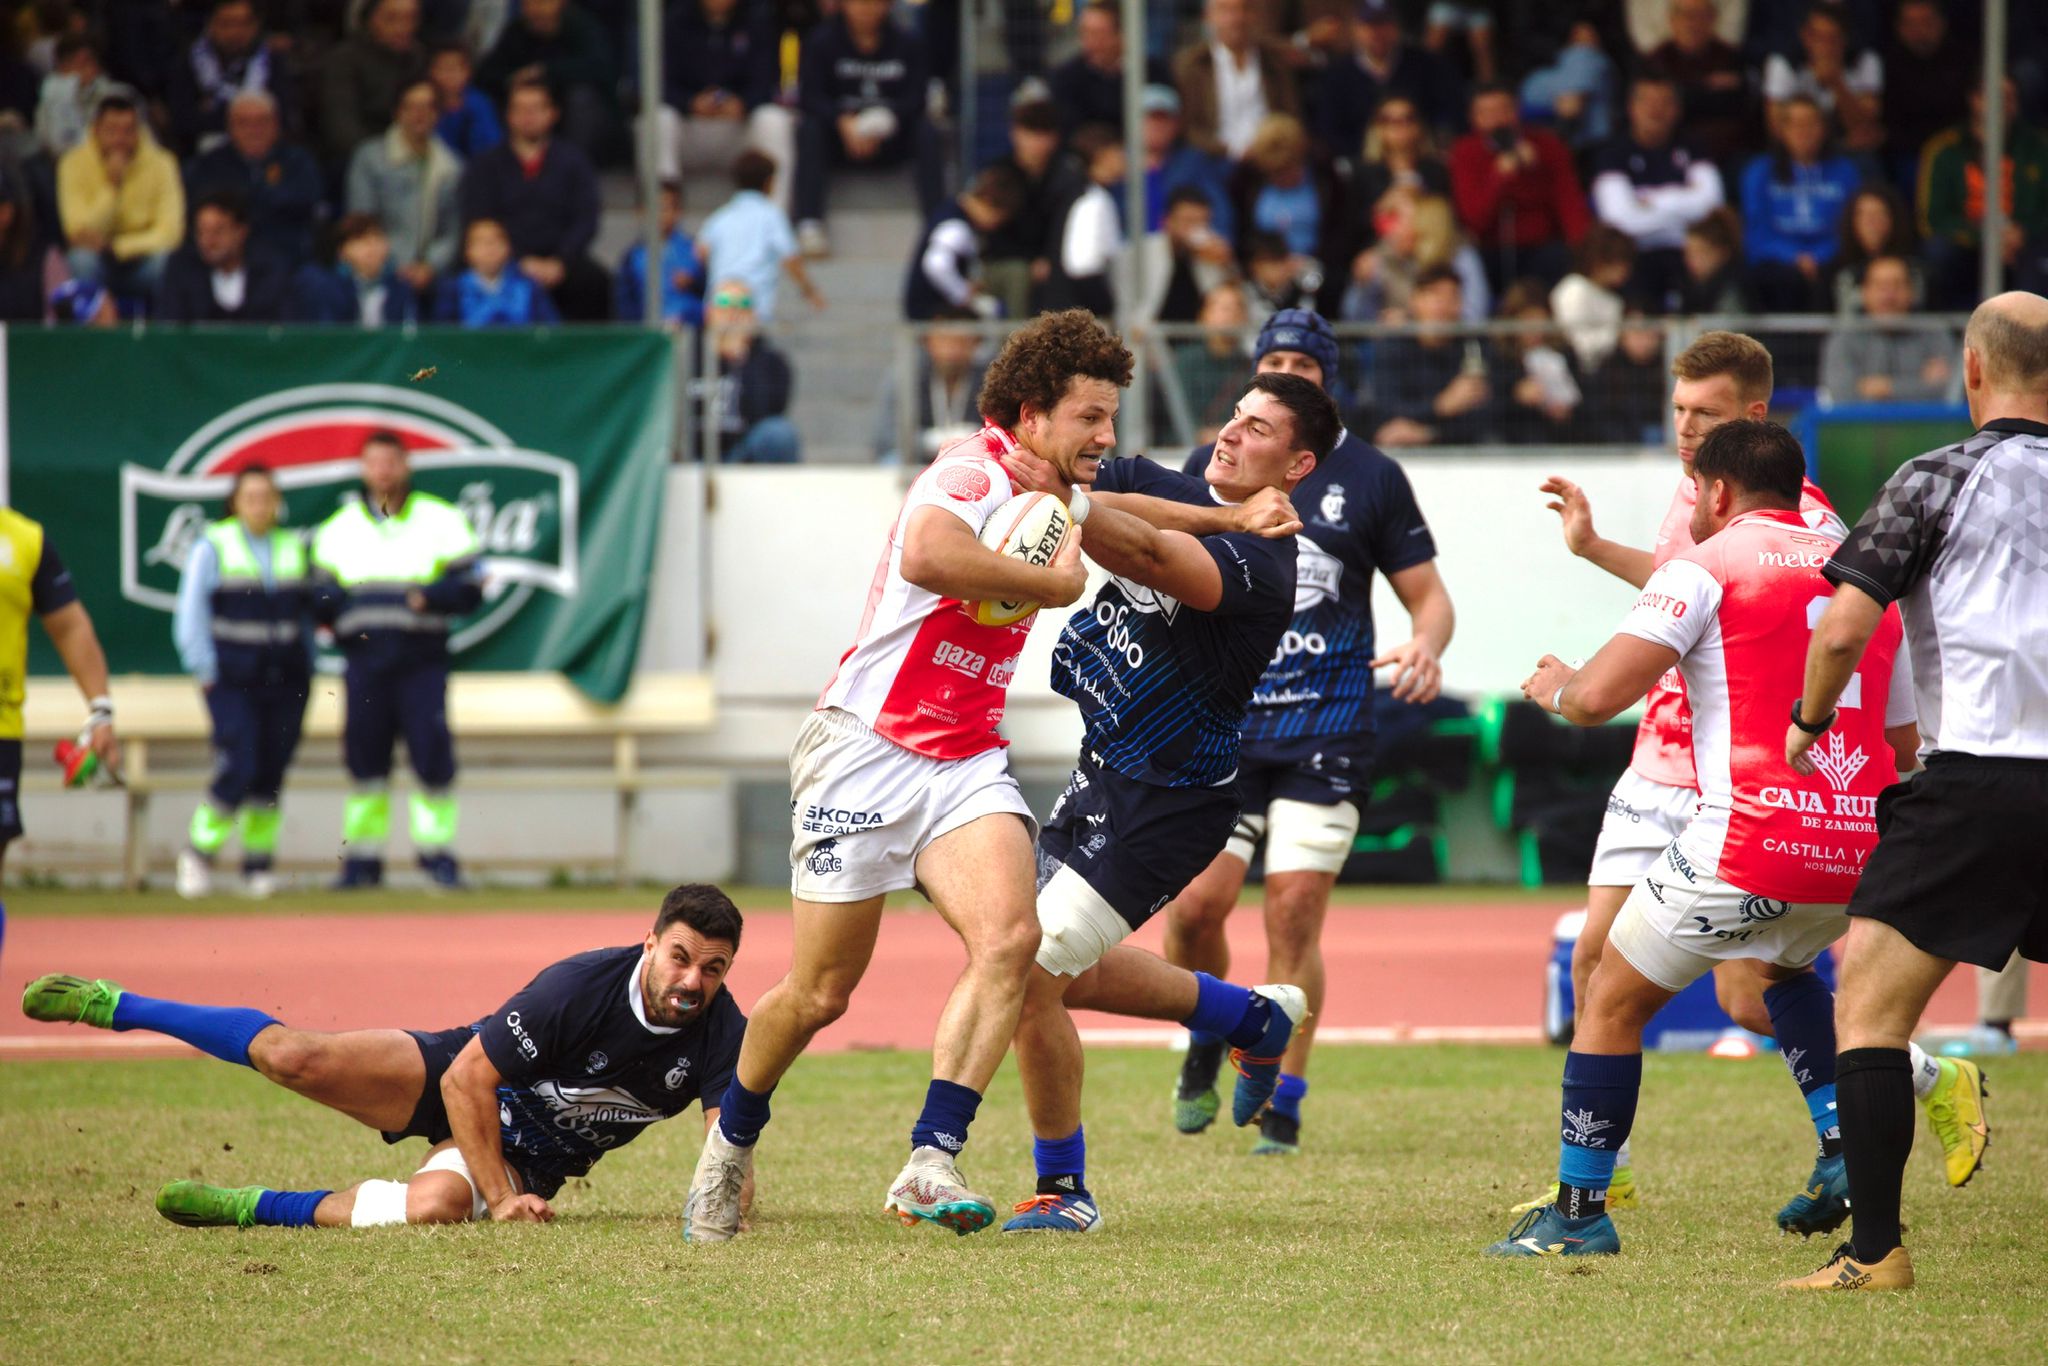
top-left (884, 1145), bottom-right (997, 1235)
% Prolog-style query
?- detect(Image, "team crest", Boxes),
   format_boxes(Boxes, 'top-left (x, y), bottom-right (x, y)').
top-left (1317, 483), bottom-right (1348, 528)
top-left (585, 1051), bottom-right (610, 1074)
top-left (665, 1056), bottom-right (692, 1090)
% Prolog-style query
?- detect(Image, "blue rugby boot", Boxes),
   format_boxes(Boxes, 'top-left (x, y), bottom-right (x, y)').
top-left (1485, 1204), bottom-right (1621, 1258)
top-left (1776, 1152), bottom-right (1850, 1237)
top-left (1230, 984), bottom-right (1308, 1127)
top-left (1001, 1190), bottom-right (1104, 1233)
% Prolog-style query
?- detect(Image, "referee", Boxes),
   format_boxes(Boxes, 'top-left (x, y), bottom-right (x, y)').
top-left (1781, 291), bottom-right (2048, 1293)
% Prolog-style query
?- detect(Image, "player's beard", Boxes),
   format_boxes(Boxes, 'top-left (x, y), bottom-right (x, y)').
top-left (639, 956), bottom-right (702, 1026)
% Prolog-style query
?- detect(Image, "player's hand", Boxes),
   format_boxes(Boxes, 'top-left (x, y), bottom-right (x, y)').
top-left (1371, 638), bottom-right (1442, 703)
top-left (1540, 475), bottom-right (1599, 557)
top-left (1235, 486), bottom-right (1301, 538)
top-left (1786, 722), bottom-right (1821, 776)
top-left (1042, 524), bottom-right (1087, 607)
top-left (491, 1193), bottom-right (556, 1223)
top-left (1520, 654), bottom-right (1577, 715)
top-left (88, 719), bottom-right (120, 775)
top-left (1003, 445), bottom-right (1070, 499)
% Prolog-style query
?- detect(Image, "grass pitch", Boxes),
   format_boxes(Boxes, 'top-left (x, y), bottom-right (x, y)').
top-left (2, 1047), bottom-right (2043, 1364)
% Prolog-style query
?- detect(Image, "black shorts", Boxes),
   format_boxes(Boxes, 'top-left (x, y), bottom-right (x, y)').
top-left (1233, 734), bottom-right (1374, 814)
top-left (380, 1025), bottom-right (475, 1147)
top-left (1846, 754), bottom-right (2048, 970)
top-left (0, 739), bottom-right (21, 842)
top-left (1037, 750), bottom-right (1239, 931)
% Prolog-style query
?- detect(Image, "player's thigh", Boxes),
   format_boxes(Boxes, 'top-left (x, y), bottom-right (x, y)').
top-left (918, 810), bottom-right (1040, 958)
top-left (1578, 939), bottom-right (1682, 1049)
top-left (254, 1026), bottom-right (428, 1131)
top-left (1576, 883), bottom-right (1634, 975)
top-left (785, 895), bottom-right (888, 1005)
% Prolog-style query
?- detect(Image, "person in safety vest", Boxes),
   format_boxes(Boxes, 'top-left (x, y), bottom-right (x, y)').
top-left (174, 465), bottom-right (313, 899)
top-left (312, 430), bottom-right (482, 890)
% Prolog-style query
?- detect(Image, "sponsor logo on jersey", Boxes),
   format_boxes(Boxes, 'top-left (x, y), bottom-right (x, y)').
top-left (935, 463), bottom-right (991, 502)
top-left (505, 1010), bottom-right (539, 1060)
top-left (1755, 786), bottom-right (1878, 818)
top-left (528, 1080), bottom-right (663, 1139)
top-left (805, 838), bottom-right (844, 875)
top-left (1738, 894), bottom-right (1790, 924)
top-left (1758, 550), bottom-right (1829, 569)
top-left (1807, 732), bottom-right (1872, 793)
top-left (801, 805), bottom-right (885, 834)
top-left (1294, 536), bottom-right (1343, 612)
top-left (1269, 630), bottom-right (1328, 666)
top-left (933, 641), bottom-right (987, 679)
top-left (988, 653), bottom-right (1019, 687)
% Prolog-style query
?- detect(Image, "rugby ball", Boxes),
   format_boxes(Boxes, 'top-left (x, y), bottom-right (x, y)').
top-left (971, 491), bottom-right (1074, 626)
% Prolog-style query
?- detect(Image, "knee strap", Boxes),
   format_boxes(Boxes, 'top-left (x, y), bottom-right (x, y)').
top-left (348, 1178), bottom-right (412, 1227)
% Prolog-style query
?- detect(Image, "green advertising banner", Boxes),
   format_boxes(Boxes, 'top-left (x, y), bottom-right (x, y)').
top-left (5, 327), bottom-right (673, 702)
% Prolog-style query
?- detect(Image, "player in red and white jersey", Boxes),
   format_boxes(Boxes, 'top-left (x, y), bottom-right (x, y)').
top-left (1487, 420), bottom-right (1921, 1262)
top-left (683, 311), bottom-right (1117, 1242)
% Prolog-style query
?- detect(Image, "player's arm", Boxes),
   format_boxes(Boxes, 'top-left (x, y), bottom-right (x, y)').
top-left (1787, 582), bottom-right (1888, 774)
top-left (899, 505), bottom-right (1087, 607)
top-left (41, 603), bottom-right (119, 768)
top-left (1524, 635), bottom-right (1680, 726)
top-left (1074, 502), bottom-right (1227, 611)
top-left (1089, 486), bottom-right (1301, 540)
top-left (1374, 560), bottom-right (1455, 703)
top-left (1539, 475), bottom-right (1654, 588)
top-left (441, 1036), bottom-right (555, 1223)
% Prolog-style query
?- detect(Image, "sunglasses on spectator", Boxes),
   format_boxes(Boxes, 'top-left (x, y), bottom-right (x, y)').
top-left (712, 291), bottom-right (754, 308)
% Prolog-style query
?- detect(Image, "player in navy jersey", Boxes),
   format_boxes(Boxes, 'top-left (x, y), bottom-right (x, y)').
top-left (998, 371), bottom-right (1343, 1232)
top-left (1161, 310), bottom-right (1455, 1154)
top-left (21, 886), bottom-right (746, 1230)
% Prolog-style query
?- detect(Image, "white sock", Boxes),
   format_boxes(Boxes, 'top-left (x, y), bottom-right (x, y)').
top-left (1907, 1041), bottom-right (1941, 1099)
top-left (1616, 1137), bottom-right (1632, 1168)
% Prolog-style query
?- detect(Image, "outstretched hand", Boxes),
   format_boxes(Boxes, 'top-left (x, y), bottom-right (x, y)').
top-left (1539, 475), bottom-right (1598, 558)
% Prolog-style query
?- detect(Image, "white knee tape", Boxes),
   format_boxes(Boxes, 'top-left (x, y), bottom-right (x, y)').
top-left (1262, 799), bottom-right (1360, 876)
top-left (1222, 812), bottom-right (1267, 867)
top-left (1034, 865), bottom-right (1132, 978)
top-left (349, 1178), bottom-right (412, 1228)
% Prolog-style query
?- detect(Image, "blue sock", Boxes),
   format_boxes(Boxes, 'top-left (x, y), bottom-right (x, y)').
top-left (252, 1188), bottom-right (330, 1228)
top-left (1555, 1051), bottom-right (1641, 1220)
top-left (1181, 973), bottom-right (1271, 1049)
top-left (109, 993), bottom-right (277, 1067)
top-left (0, 896), bottom-right (7, 961)
top-left (1272, 1073), bottom-right (1308, 1122)
top-left (716, 1077), bottom-right (774, 1147)
top-left (1765, 972), bottom-right (1841, 1156)
top-left (1032, 1125), bottom-right (1087, 1194)
top-left (910, 1078), bottom-right (983, 1155)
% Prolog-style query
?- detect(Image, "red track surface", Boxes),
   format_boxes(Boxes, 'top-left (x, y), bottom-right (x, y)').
top-left (1, 902), bottom-right (2032, 1060)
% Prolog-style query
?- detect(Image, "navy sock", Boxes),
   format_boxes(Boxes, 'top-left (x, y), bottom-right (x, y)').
top-left (1181, 973), bottom-right (1272, 1050)
top-left (716, 1077), bottom-right (774, 1147)
top-left (1764, 972), bottom-right (1841, 1157)
top-left (110, 993), bottom-right (277, 1066)
top-left (1033, 1126), bottom-right (1087, 1195)
top-left (910, 1078), bottom-right (982, 1156)
top-left (1555, 1051), bottom-right (1641, 1220)
top-left (1272, 1073), bottom-right (1308, 1123)
top-left (252, 1188), bottom-right (330, 1228)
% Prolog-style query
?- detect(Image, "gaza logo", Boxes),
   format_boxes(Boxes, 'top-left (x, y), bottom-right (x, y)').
top-left (119, 383), bottom-right (580, 655)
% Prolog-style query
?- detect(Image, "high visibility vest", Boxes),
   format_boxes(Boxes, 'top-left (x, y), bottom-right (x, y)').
top-left (311, 490), bottom-right (479, 652)
top-left (206, 520), bottom-right (311, 687)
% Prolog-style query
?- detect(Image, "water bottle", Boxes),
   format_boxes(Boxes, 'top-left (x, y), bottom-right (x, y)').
top-left (53, 737), bottom-right (98, 788)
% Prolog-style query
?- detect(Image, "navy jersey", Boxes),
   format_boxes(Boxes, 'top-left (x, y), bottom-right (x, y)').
top-left (1182, 431), bottom-right (1436, 756)
top-left (1052, 457), bottom-right (1295, 787)
top-left (474, 946), bottom-right (744, 1198)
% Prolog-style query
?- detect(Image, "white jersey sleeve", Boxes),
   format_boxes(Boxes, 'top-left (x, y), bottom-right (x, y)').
top-left (906, 453), bottom-right (1015, 534)
top-left (1617, 558), bottom-right (1721, 658)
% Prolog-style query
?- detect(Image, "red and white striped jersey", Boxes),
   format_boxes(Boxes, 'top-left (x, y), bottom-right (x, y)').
top-left (1629, 474), bottom-right (1847, 789)
top-left (1617, 508), bottom-right (1913, 903)
top-left (816, 426), bottom-right (1037, 761)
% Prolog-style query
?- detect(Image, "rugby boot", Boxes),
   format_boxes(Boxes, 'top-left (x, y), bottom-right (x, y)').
top-left (1776, 1152), bottom-right (1850, 1237)
top-left (1229, 985), bottom-right (1308, 1126)
top-left (1251, 1110), bottom-right (1301, 1156)
top-left (331, 855), bottom-right (384, 891)
top-left (1484, 1204), bottom-right (1621, 1257)
top-left (1174, 1037), bottom-right (1225, 1134)
top-left (156, 1181), bottom-right (264, 1229)
top-left (884, 1145), bottom-right (996, 1235)
top-left (683, 1124), bottom-right (753, 1243)
top-left (175, 848), bottom-right (213, 900)
top-left (20, 974), bottom-right (122, 1029)
top-left (1920, 1056), bottom-right (1990, 1188)
top-left (419, 852), bottom-right (467, 893)
top-left (1509, 1167), bottom-right (1637, 1217)
top-left (1001, 1191), bottom-right (1104, 1233)
top-left (1780, 1242), bottom-right (1915, 1291)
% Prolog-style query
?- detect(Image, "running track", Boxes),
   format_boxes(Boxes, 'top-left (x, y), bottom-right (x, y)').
top-left (2, 902), bottom-right (2035, 1060)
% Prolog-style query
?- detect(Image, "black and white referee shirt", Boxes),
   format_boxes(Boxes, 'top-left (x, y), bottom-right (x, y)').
top-left (1824, 417), bottom-right (2048, 760)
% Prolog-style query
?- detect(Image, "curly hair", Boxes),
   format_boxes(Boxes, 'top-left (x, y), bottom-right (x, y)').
top-left (979, 309), bottom-right (1133, 431)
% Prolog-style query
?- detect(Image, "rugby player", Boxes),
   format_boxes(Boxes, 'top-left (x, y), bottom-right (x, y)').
top-left (1000, 371), bottom-right (1342, 1232)
top-left (1517, 331), bottom-right (1981, 1212)
top-left (1487, 420), bottom-right (1918, 1259)
top-left (1159, 309), bottom-right (1455, 1155)
top-left (20, 885), bottom-right (745, 1229)
top-left (684, 311), bottom-right (1295, 1243)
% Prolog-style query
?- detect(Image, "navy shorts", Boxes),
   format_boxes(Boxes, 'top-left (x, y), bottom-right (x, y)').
top-left (1233, 734), bottom-right (1374, 813)
top-left (1037, 750), bottom-right (1240, 932)
top-left (381, 1025), bottom-right (476, 1147)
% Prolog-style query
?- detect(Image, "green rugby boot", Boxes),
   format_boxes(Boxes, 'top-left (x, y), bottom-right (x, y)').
top-left (1173, 1038), bottom-right (1225, 1134)
top-left (21, 974), bottom-right (122, 1029)
top-left (156, 1181), bottom-right (265, 1229)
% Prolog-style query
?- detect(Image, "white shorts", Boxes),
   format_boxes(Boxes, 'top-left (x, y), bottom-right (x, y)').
top-left (1587, 768), bottom-right (1699, 886)
top-left (1607, 842), bottom-right (1847, 993)
top-left (1223, 797), bottom-right (1363, 876)
top-left (416, 1144), bottom-right (522, 1221)
top-left (788, 707), bottom-right (1036, 902)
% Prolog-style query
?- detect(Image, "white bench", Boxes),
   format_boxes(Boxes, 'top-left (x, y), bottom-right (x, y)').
top-left (21, 672), bottom-right (716, 887)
